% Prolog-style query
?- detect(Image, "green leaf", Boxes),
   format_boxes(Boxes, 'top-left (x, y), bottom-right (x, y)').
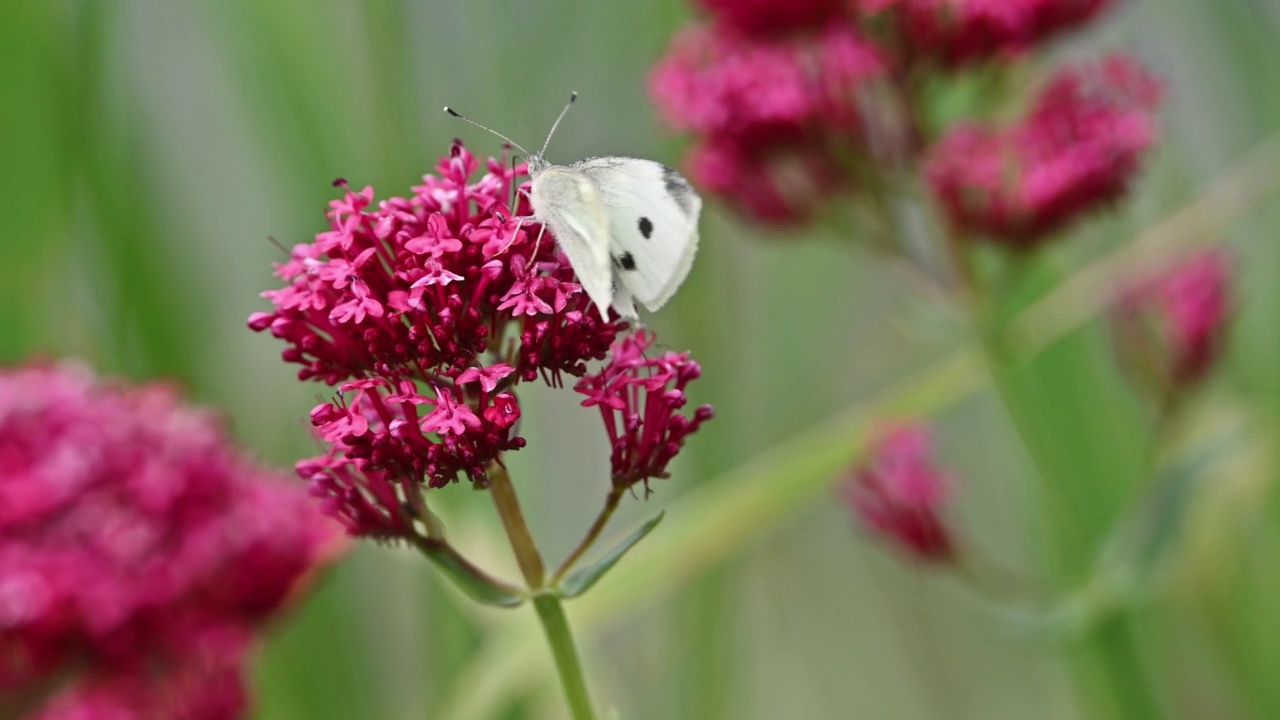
top-left (418, 540), bottom-right (526, 608)
top-left (557, 512), bottom-right (665, 599)
top-left (1097, 422), bottom-right (1243, 595)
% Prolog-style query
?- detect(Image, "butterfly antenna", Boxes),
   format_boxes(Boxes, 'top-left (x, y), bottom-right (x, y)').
top-left (538, 91), bottom-right (578, 158)
top-left (442, 106), bottom-right (531, 156)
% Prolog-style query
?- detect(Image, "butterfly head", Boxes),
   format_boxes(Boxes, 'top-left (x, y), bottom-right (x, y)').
top-left (443, 92), bottom-right (576, 182)
top-left (525, 153), bottom-right (549, 178)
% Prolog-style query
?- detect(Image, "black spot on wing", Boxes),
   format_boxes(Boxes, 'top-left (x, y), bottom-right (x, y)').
top-left (661, 164), bottom-right (695, 216)
top-left (612, 252), bottom-right (638, 272)
top-left (638, 217), bottom-right (653, 239)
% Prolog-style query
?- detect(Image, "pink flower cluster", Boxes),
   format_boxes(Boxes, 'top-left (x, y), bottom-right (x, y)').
top-left (866, 0), bottom-right (1116, 66)
top-left (926, 56), bottom-right (1162, 247)
top-left (842, 423), bottom-right (955, 562)
top-left (695, 0), bottom-right (846, 36)
top-left (1113, 249), bottom-right (1234, 392)
top-left (1157, 250), bottom-right (1233, 385)
top-left (0, 363), bottom-right (338, 719)
top-left (251, 142), bottom-right (710, 539)
top-left (650, 0), bottom-right (1152, 240)
top-left (650, 12), bottom-right (888, 224)
top-left (576, 331), bottom-right (715, 492)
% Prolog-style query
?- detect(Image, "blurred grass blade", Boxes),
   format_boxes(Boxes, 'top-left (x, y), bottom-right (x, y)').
top-left (558, 512), bottom-right (664, 600)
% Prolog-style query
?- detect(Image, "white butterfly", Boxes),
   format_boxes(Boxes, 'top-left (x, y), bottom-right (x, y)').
top-left (445, 93), bottom-right (701, 320)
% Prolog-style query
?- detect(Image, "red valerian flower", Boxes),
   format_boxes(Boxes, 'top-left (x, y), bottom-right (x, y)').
top-left (687, 133), bottom-right (851, 224)
top-left (841, 423), bottom-right (955, 562)
top-left (0, 362), bottom-right (339, 719)
top-left (925, 55), bottom-right (1162, 247)
top-left (250, 142), bottom-right (628, 536)
top-left (28, 628), bottom-right (249, 720)
top-left (1112, 249), bottom-right (1234, 393)
top-left (865, 0), bottom-right (1116, 67)
top-left (695, 0), bottom-right (848, 37)
top-left (576, 331), bottom-right (714, 492)
top-left (649, 23), bottom-right (890, 224)
top-left (1158, 250), bottom-right (1232, 385)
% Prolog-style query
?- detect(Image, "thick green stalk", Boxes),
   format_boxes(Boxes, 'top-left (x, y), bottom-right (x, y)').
top-left (1092, 616), bottom-right (1163, 720)
top-left (533, 594), bottom-right (597, 720)
top-left (487, 464), bottom-right (546, 589)
top-left (930, 173), bottom-right (1165, 719)
top-left (487, 463), bottom-right (596, 719)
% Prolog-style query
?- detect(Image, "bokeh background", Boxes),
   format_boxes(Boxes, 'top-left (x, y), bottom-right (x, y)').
top-left (4, 1), bottom-right (1280, 718)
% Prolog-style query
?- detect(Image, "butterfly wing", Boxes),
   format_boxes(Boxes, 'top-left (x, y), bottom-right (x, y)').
top-left (530, 165), bottom-right (615, 321)
top-left (571, 157), bottom-right (702, 313)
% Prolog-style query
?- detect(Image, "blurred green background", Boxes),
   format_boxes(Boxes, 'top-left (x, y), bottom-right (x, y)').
top-left (4, 1), bottom-right (1280, 718)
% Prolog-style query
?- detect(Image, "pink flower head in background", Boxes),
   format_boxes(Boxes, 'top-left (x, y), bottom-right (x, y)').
top-left (649, 23), bottom-right (889, 224)
top-left (842, 423), bottom-right (955, 562)
top-left (576, 331), bottom-right (715, 492)
top-left (695, 0), bottom-right (848, 37)
top-left (1112, 249), bottom-right (1234, 392)
top-left (925, 55), bottom-right (1162, 247)
top-left (0, 363), bottom-right (340, 720)
top-left (1158, 250), bottom-right (1233, 384)
top-left (865, 0), bottom-right (1117, 67)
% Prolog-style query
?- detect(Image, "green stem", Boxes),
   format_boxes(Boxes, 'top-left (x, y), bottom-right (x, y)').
top-left (533, 593), bottom-right (597, 720)
top-left (1092, 615), bottom-right (1163, 720)
top-left (552, 487), bottom-right (623, 584)
top-left (487, 463), bottom-right (597, 717)
top-left (933, 204), bottom-right (1166, 720)
top-left (487, 463), bottom-right (545, 588)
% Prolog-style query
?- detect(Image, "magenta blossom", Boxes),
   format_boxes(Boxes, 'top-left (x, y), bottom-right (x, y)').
top-left (650, 22), bottom-right (889, 224)
top-left (925, 55), bottom-right (1162, 247)
top-left (842, 423), bottom-right (955, 562)
top-left (865, 0), bottom-right (1116, 67)
top-left (250, 142), bottom-right (630, 537)
top-left (28, 630), bottom-right (248, 720)
top-left (1158, 250), bottom-right (1233, 384)
top-left (695, 0), bottom-right (849, 37)
top-left (1112, 249), bottom-right (1234, 392)
top-left (576, 331), bottom-right (714, 492)
top-left (0, 362), bottom-right (340, 719)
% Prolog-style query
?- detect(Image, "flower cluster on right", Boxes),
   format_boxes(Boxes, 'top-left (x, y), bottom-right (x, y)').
top-left (650, 0), bottom-right (1157, 246)
top-left (652, 0), bottom-right (1235, 564)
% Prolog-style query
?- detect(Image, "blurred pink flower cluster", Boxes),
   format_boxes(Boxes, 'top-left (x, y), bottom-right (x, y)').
top-left (866, 0), bottom-right (1116, 66)
top-left (651, 0), bottom-right (1160, 247)
top-left (251, 142), bottom-right (711, 540)
top-left (842, 423), bottom-right (955, 562)
top-left (650, 8), bottom-right (889, 224)
top-left (926, 55), bottom-right (1163, 246)
top-left (0, 363), bottom-right (339, 720)
top-left (1112, 249), bottom-right (1234, 393)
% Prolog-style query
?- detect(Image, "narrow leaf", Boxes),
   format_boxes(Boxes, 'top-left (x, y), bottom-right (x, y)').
top-left (558, 512), bottom-right (664, 599)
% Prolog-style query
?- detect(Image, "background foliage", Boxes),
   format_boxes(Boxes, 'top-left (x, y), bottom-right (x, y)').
top-left (3, 1), bottom-right (1280, 718)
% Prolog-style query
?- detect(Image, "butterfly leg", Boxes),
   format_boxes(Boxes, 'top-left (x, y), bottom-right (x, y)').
top-left (526, 222), bottom-right (547, 271)
top-left (495, 214), bottom-right (528, 256)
